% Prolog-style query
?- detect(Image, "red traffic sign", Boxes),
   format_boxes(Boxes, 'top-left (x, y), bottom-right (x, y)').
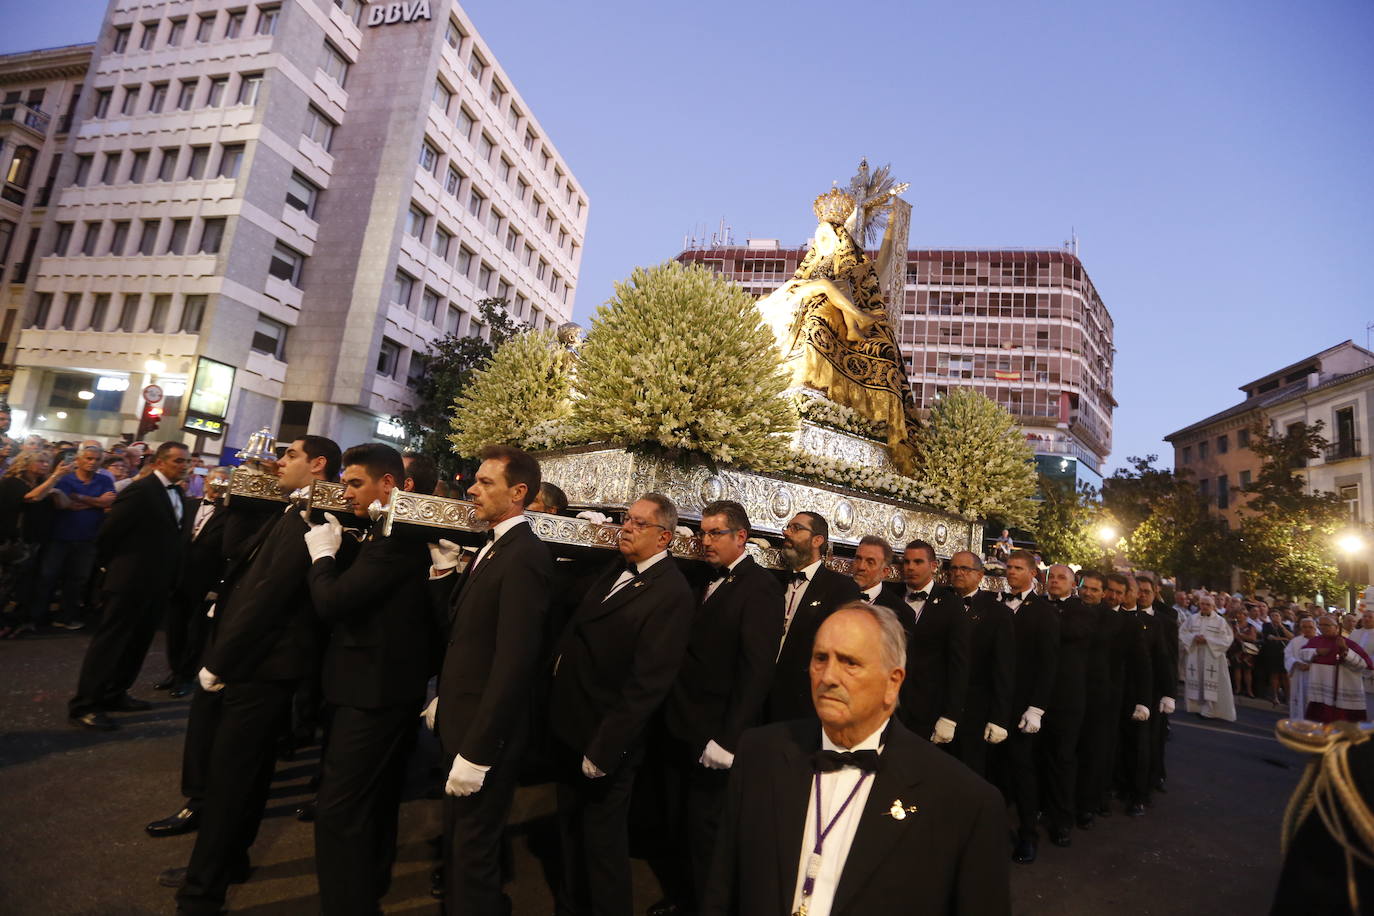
top-left (142, 384), bottom-right (164, 403)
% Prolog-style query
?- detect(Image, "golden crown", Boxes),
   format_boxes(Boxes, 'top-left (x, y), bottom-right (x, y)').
top-left (813, 187), bottom-right (855, 224)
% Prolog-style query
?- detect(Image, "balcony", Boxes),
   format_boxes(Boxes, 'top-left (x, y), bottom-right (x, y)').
top-left (1325, 438), bottom-right (1361, 463)
top-left (0, 103), bottom-right (51, 138)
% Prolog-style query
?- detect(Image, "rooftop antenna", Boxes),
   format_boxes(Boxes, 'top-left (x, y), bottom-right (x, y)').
top-left (1367, 321), bottom-right (1374, 350)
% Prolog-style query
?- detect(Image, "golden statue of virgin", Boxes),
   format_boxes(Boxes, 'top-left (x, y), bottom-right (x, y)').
top-left (757, 185), bottom-right (923, 474)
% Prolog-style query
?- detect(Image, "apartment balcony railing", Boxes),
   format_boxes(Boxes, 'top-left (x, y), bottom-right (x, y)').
top-left (1325, 438), bottom-right (1361, 462)
top-left (0, 103), bottom-right (51, 137)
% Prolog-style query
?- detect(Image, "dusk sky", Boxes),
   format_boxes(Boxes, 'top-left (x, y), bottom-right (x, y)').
top-left (6, 0), bottom-right (1372, 475)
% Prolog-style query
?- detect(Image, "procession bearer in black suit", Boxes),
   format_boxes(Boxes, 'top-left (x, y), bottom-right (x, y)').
top-left (768, 512), bottom-right (860, 723)
top-left (424, 445), bottom-right (552, 914)
top-left (1038, 564), bottom-right (1098, 848)
top-left (647, 499), bottom-right (783, 916)
top-left (946, 551), bottom-right (1014, 778)
top-left (849, 535), bottom-right (906, 613)
top-left (302, 443), bottom-right (437, 915)
top-left (703, 600), bottom-right (1011, 916)
top-left (69, 441), bottom-right (192, 729)
top-left (550, 492), bottom-right (694, 916)
top-left (895, 539), bottom-right (970, 747)
top-left (172, 436), bottom-right (341, 915)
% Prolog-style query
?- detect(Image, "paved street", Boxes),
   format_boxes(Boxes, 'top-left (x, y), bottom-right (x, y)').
top-left (1, 628), bottom-right (1306, 915)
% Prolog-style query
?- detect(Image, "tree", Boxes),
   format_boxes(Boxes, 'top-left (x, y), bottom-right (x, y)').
top-left (1127, 473), bottom-right (1235, 586)
top-left (1031, 478), bottom-right (1118, 568)
top-left (572, 261), bottom-right (796, 469)
top-left (1234, 419), bottom-right (1346, 600)
top-left (911, 388), bottom-right (1037, 528)
top-left (398, 299), bottom-right (523, 475)
top-left (1101, 455), bottom-right (1181, 536)
top-left (449, 329), bottom-right (573, 456)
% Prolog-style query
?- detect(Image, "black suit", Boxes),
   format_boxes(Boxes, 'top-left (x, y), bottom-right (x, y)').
top-left (434, 520), bottom-right (552, 914)
top-left (177, 506), bottom-right (322, 916)
top-left (702, 718), bottom-right (1011, 916)
top-left (1038, 596), bottom-right (1098, 833)
top-left (70, 473), bottom-right (189, 717)
top-left (1076, 603), bottom-right (1119, 817)
top-left (1116, 609), bottom-right (1158, 806)
top-left (165, 500), bottom-right (230, 684)
top-left (952, 590), bottom-right (1015, 777)
top-left (859, 580), bottom-right (907, 616)
top-left (307, 527), bottom-right (436, 916)
top-left (652, 555), bottom-right (784, 908)
top-left (997, 591), bottom-right (1059, 840)
top-left (894, 584), bottom-right (971, 742)
top-left (768, 564), bottom-right (861, 722)
top-left (1148, 601), bottom-right (1179, 790)
top-left (550, 553), bottom-right (694, 916)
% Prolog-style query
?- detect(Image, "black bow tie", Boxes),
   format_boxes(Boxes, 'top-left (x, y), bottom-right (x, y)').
top-left (1051, 596), bottom-right (1068, 605)
top-left (166, 483), bottom-right (180, 490)
top-left (811, 749), bottom-right (881, 773)
top-left (906, 590), bottom-right (929, 603)
top-left (963, 595), bottom-right (974, 609)
top-left (623, 560), bottom-right (639, 576)
top-left (789, 571), bottom-right (808, 584)
top-left (484, 529), bottom-right (497, 543)
top-left (705, 566), bottom-right (728, 582)
top-left (1004, 591), bottom-right (1024, 602)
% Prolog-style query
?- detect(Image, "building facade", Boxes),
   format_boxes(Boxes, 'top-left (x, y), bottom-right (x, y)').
top-left (679, 241), bottom-right (1115, 490)
top-left (6, 0), bottom-right (586, 454)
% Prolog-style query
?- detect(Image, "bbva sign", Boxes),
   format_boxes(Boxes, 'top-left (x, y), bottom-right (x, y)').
top-left (367, 0), bottom-right (432, 27)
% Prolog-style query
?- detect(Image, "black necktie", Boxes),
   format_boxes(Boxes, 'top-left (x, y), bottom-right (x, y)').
top-left (907, 590), bottom-right (928, 603)
top-left (705, 566), bottom-right (728, 582)
top-left (811, 749), bottom-right (881, 773)
top-left (789, 571), bottom-right (808, 584)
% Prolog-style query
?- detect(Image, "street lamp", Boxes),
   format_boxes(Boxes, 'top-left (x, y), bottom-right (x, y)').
top-left (1336, 532), bottom-right (1368, 612)
top-left (1097, 524), bottom-right (1118, 572)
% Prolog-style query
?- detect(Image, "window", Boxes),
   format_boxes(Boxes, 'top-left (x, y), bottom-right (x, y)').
top-left (432, 80), bottom-right (452, 113)
top-left (285, 171), bottom-right (319, 216)
top-left (406, 352), bottom-right (426, 389)
top-left (536, 258), bottom-right (547, 281)
top-left (28, 293), bottom-right (52, 329)
top-left (544, 212), bottom-right (555, 233)
top-left (1217, 475), bottom-right (1229, 510)
top-left (322, 41), bottom-right (350, 87)
top-left (252, 314), bottom-right (287, 358)
top-left (1198, 478), bottom-right (1210, 500)
top-left (269, 242), bottom-right (304, 285)
top-left (516, 175), bottom-right (528, 200)
top-left (195, 13), bottom-right (215, 42)
top-left (117, 294), bottom-right (140, 331)
top-left (137, 219), bottom-right (160, 255)
top-left (486, 207), bottom-right (502, 236)
top-left (256, 5), bottom-right (280, 35)
top-left (128, 149), bottom-right (149, 183)
top-left (112, 26), bottom-right (130, 53)
top-left (93, 88), bottom-right (111, 118)
top-left (198, 217), bottom-right (226, 253)
top-left (495, 277), bottom-right (510, 301)
top-left (393, 271), bottom-right (414, 307)
top-left (187, 145), bottom-right (211, 179)
top-left (549, 271), bottom-right (561, 293)
top-left (505, 228), bottom-right (518, 252)
top-left (540, 148), bottom-right (550, 170)
top-left (430, 225), bottom-right (451, 258)
top-left (165, 218), bottom-right (191, 254)
top-left (108, 220), bottom-right (129, 255)
top-left (206, 76), bottom-right (229, 107)
top-left (468, 50), bottom-right (487, 81)
top-left (406, 204), bottom-right (427, 238)
top-left (522, 242), bottom-right (534, 266)
top-left (524, 128), bottom-right (536, 152)
top-left (1217, 434), bottom-right (1228, 454)
top-left (477, 132), bottom-right (494, 161)
top-left (418, 140), bottom-right (439, 175)
top-left (217, 143), bottom-right (245, 178)
top-left (51, 222), bottom-right (72, 256)
top-left (1180, 445), bottom-right (1191, 464)
top-left (498, 157), bottom-right (512, 182)
top-left (446, 305), bottom-right (461, 335)
top-left (157, 147), bottom-right (179, 181)
top-left (1198, 440), bottom-right (1209, 460)
top-left (420, 287), bottom-right (440, 323)
top-left (304, 106), bottom-right (335, 150)
top-left (79, 221), bottom-right (100, 256)
top-left (507, 104), bottom-right (521, 129)
top-left (456, 245), bottom-right (473, 276)
top-left (148, 294), bottom-right (171, 332)
top-left (89, 293), bottom-right (110, 331)
top-left (176, 78), bottom-right (197, 110)
top-left (1237, 428), bottom-right (1250, 447)
top-left (558, 227), bottom-right (568, 249)
top-left (147, 82), bottom-right (168, 113)
top-left (99, 152), bottom-right (120, 184)
top-left (1239, 469), bottom-right (1252, 489)
top-left (60, 293), bottom-right (82, 329)
top-left (181, 294), bottom-right (207, 333)
top-left (236, 73), bottom-right (262, 106)
top-left (467, 188), bottom-right (484, 217)
top-left (444, 165), bottom-right (463, 196)
top-left (120, 85), bottom-right (139, 116)
top-left (444, 19), bottom-right (465, 50)
top-left (477, 261), bottom-right (492, 291)
top-left (333, 0), bottom-right (363, 25)
top-left (139, 21), bottom-right (158, 50)
top-left (1341, 484), bottom-right (1361, 522)
top-left (377, 339), bottom-right (401, 378)
top-left (72, 154), bottom-right (92, 186)
top-left (489, 78), bottom-right (506, 106)
top-left (456, 106), bottom-right (475, 140)
top-left (225, 9), bottom-right (246, 38)
top-left (167, 18), bottom-right (186, 45)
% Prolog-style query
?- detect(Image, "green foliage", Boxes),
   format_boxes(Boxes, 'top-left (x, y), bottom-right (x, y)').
top-left (399, 299), bottom-right (523, 473)
top-left (1127, 475), bottom-right (1235, 585)
top-left (911, 388), bottom-right (1037, 527)
top-left (1101, 455), bottom-right (1182, 535)
top-left (572, 261), bottom-right (796, 468)
top-left (1033, 478), bottom-right (1113, 568)
top-left (449, 329), bottom-right (572, 456)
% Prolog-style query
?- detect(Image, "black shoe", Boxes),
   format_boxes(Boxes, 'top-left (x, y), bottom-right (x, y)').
top-left (1127, 802), bottom-right (1146, 817)
top-left (1050, 827), bottom-right (1072, 847)
top-left (431, 864), bottom-right (444, 899)
top-left (1153, 779), bottom-right (1167, 794)
top-left (52, 618), bottom-right (86, 630)
top-left (648, 901), bottom-right (687, 916)
top-left (106, 693), bottom-right (152, 712)
top-left (158, 863), bottom-right (251, 888)
top-left (1097, 803), bottom-right (1112, 818)
top-left (69, 711), bottom-right (118, 731)
top-left (1076, 811), bottom-right (1095, 830)
top-left (152, 675), bottom-right (176, 691)
top-left (146, 807), bottom-right (200, 837)
top-left (295, 801), bottom-right (316, 822)
top-left (1012, 835), bottom-right (1038, 864)
top-left (169, 682), bottom-right (193, 699)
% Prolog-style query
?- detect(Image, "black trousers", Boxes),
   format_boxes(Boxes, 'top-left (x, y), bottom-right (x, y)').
top-left (997, 729), bottom-right (1040, 838)
top-left (166, 590), bottom-right (211, 683)
top-left (180, 685), bottom-right (224, 806)
top-left (314, 703), bottom-right (418, 916)
top-left (1148, 707), bottom-right (1169, 788)
top-left (953, 699), bottom-right (992, 777)
top-left (1116, 712), bottom-right (1151, 805)
top-left (645, 735), bottom-right (728, 910)
top-left (1037, 705), bottom-right (1084, 832)
top-left (555, 741), bottom-right (645, 916)
top-left (442, 736), bottom-right (525, 915)
top-left (1076, 687), bottom-right (1119, 815)
top-left (176, 678), bottom-right (296, 915)
top-left (69, 588), bottom-right (168, 717)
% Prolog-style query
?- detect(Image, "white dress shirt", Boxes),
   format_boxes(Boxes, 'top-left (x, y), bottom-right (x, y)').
top-left (904, 578), bottom-right (935, 625)
top-left (790, 718), bottom-right (889, 916)
top-left (153, 470), bottom-right (182, 524)
top-left (470, 514), bottom-right (527, 573)
top-left (1004, 589), bottom-right (1034, 612)
top-left (604, 548), bottom-right (668, 601)
top-left (860, 583), bottom-right (884, 605)
top-left (785, 559), bottom-right (825, 625)
top-left (704, 552), bottom-right (747, 603)
top-left (190, 501), bottom-right (216, 540)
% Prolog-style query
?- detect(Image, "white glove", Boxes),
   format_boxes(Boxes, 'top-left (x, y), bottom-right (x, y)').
top-left (581, 756), bottom-right (606, 779)
top-left (198, 667), bottom-right (224, 693)
top-left (303, 510), bottom-right (343, 562)
top-left (1131, 704), bottom-right (1150, 722)
top-left (1160, 696), bottom-right (1175, 715)
top-left (1018, 706), bottom-right (1043, 734)
top-left (984, 722), bottom-right (1008, 744)
top-left (699, 739), bottom-right (735, 770)
top-left (576, 510), bottom-right (609, 525)
top-left (428, 539), bottom-right (463, 572)
top-left (444, 754), bottom-right (489, 797)
top-left (421, 697), bottom-right (438, 731)
top-left (930, 717), bottom-right (957, 744)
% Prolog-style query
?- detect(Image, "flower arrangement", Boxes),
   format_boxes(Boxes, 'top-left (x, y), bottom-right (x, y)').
top-left (449, 329), bottom-right (574, 456)
top-left (790, 392), bottom-right (887, 441)
top-left (777, 450), bottom-right (937, 505)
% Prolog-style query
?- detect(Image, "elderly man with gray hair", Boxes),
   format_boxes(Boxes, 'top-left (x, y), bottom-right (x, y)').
top-left (704, 599), bottom-right (1010, 916)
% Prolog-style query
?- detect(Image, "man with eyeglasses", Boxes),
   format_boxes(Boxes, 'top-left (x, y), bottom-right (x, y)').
top-left (648, 500), bottom-right (782, 916)
top-left (849, 535), bottom-right (906, 614)
top-left (550, 493), bottom-right (694, 916)
top-left (946, 551), bottom-right (1014, 778)
top-left (895, 539), bottom-right (970, 751)
top-left (767, 512), bottom-right (860, 722)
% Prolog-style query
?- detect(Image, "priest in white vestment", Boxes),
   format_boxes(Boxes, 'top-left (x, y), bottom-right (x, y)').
top-left (1179, 596), bottom-right (1236, 721)
top-left (1348, 610), bottom-right (1374, 710)
top-left (1284, 618), bottom-right (1317, 721)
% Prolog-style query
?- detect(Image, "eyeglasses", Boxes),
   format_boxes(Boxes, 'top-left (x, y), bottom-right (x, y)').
top-left (947, 565), bottom-right (981, 574)
top-left (622, 516), bottom-right (667, 532)
top-left (782, 523), bottom-right (813, 534)
top-left (701, 527), bottom-right (739, 540)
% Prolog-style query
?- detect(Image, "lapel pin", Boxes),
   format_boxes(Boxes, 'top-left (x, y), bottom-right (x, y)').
top-left (809, 600), bottom-right (820, 607)
top-left (887, 799), bottom-right (918, 820)
top-left (633, 581), bottom-right (644, 588)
